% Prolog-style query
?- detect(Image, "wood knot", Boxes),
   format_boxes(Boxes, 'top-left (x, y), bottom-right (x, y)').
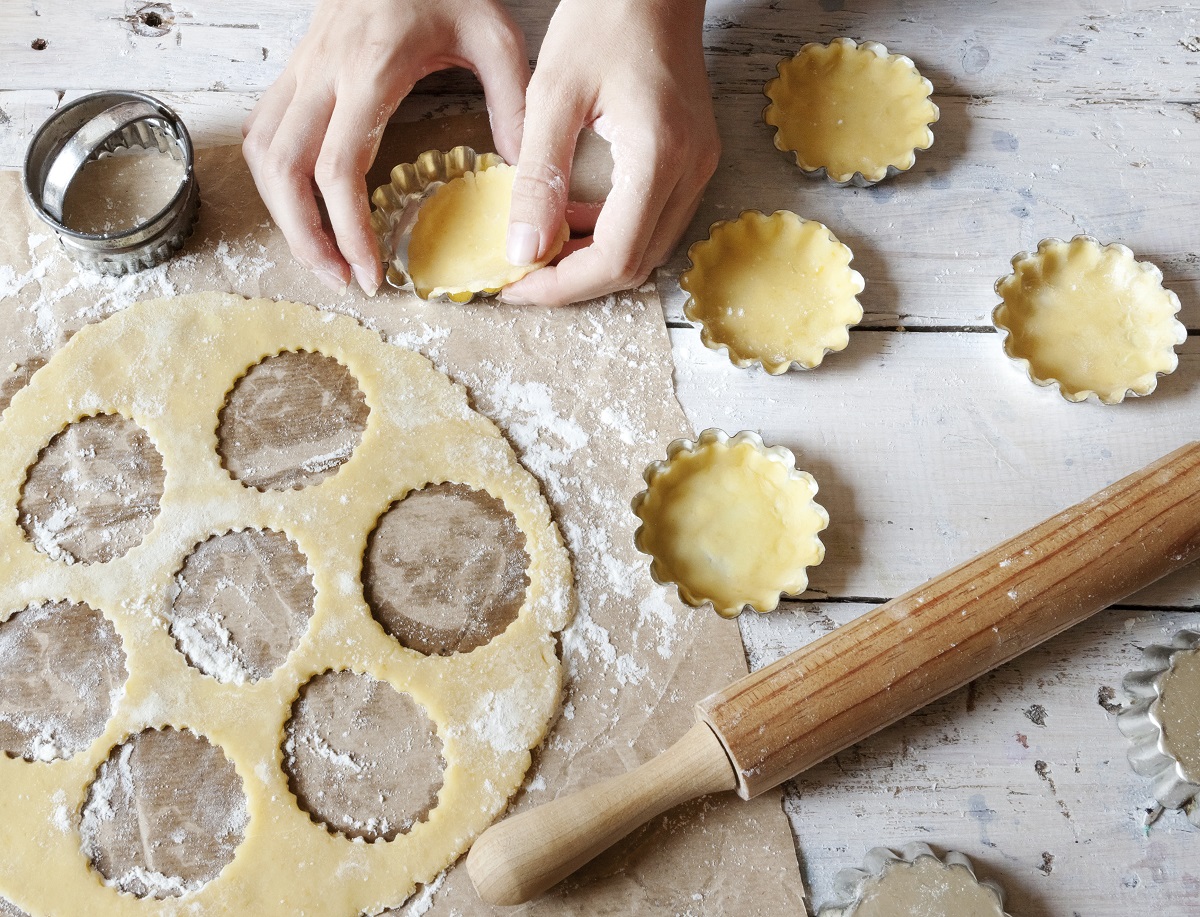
top-left (124, 2), bottom-right (175, 37)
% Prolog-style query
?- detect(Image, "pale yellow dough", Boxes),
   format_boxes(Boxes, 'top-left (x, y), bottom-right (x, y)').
top-left (848, 857), bottom-right (1007, 917)
top-left (993, 236), bottom-right (1185, 403)
top-left (764, 38), bottom-right (938, 184)
top-left (0, 293), bottom-right (573, 916)
top-left (681, 211), bottom-right (864, 373)
top-left (407, 165), bottom-right (568, 301)
top-left (633, 432), bottom-right (827, 617)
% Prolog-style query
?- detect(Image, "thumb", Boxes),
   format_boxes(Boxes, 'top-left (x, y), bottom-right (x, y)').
top-left (507, 84), bottom-right (584, 266)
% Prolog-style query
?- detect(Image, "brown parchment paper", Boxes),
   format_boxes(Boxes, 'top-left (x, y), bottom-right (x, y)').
top-left (0, 113), bottom-right (806, 916)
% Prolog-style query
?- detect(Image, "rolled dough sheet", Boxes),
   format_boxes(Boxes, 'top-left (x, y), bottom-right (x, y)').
top-left (0, 113), bottom-right (808, 916)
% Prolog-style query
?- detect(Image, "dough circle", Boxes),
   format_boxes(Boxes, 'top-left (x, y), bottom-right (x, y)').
top-left (408, 165), bottom-right (568, 301)
top-left (0, 293), bottom-right (573, 916)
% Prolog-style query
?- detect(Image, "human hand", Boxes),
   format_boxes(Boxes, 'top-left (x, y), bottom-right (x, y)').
top-left (500, 0), bottom-right (719, 307)
top-left (242, 0), bottom-right (530, 295)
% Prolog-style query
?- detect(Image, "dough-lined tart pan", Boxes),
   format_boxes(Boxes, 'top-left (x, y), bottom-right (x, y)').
top-left (680, 210), bottom-right (864, 374)
top-left (992, 235), bottom-right (1185, 404)
top-left (369, 147), bottom-right (567, 303)
top-left (819, 842), bottom-right (1011, 917)
top-left (764, 38), bottom-right (938, 187)
top-left (632, 429), bottom-right (827, 618)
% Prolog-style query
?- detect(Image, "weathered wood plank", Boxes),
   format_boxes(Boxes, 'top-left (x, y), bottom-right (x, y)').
top-left (670, 328), bottom-right (1200, 607)
top-left (740, 602), bottom-right (1200, 917)
top-left (4, 1), bottom-right (1200, 102)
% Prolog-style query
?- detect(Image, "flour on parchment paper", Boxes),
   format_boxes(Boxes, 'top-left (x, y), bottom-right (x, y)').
top-left (0, 230), bottom-right (275, 356)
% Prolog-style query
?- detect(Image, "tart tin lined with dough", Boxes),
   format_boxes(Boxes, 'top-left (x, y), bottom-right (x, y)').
top-left (369, 147), bottom-right (566, 302)
top-left (763, 38), bottom-right (939, 187)
top-left (681, 210), bottom-right (864, 374)
top-left (992, 236), bottom-right (1185, 404)
top-left (818, 842), bottom-right (1011, 917)
top-left (1117, 629), bottom-right (1200, 827)
top-left (632, 429), bottom-right (827, 618)
top-left (0, 293), bottom-right (573, 917)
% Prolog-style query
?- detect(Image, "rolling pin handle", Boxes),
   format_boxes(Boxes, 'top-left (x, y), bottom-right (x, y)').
top-left (466, 721), bottom-right (738, 906)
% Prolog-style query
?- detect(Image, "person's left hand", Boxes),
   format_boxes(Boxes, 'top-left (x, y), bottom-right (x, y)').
top-left (242, 0), bottom-right (530, 295)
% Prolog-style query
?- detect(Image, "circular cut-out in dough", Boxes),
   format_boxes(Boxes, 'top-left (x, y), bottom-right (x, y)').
top-left (18, 413), bottom-right (165, 564)
top-left (992, 236), bottom-right (1185, 404)
top-left (819, 842), bottom-right (1010, 917)
top-left (681, 210), bottom-right (864, 374)
top-left (0, 601), bottom-right (127, 762)
top-left (217, 349), bottom-right (369, 491)
top-left (633, 429), bottom-right (828, 617)
top-left (284, 670), bottom-right (445, 842)
top-left (407, 165), bottom-right (569, 302)
top-left (0, 293), bottom-right (573, 917)
top-left (365, 483), bottom-right (530, 656)
top-left (80, 727), bottom-right (248, 899)
top-left (764, 38), bottom-right (938, 186)
top-left (167, 528), bottom-right (316, 684)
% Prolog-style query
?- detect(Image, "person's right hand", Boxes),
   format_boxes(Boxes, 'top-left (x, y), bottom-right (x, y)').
top-left (242, 0), bottom-right (530, 295)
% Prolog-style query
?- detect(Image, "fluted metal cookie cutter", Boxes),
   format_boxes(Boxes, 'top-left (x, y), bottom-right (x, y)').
top-left (22, 90), bottom-right (200, 275)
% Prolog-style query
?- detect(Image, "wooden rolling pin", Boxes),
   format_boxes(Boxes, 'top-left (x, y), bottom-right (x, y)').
top-left (467, 441), bottom-right (1200, 905)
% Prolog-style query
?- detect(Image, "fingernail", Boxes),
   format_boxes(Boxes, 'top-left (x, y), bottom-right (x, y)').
top-left (352, 263), bottom-right (379, 297)
top-left (507, 222), bottom-right (539, 266)
top-left (315, 268), bottom-right (348, 294)
top-left (498, 290), bottom-right (531, 306)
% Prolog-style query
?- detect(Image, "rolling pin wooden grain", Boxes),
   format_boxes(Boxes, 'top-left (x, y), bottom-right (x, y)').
top-left (467, 441), bottom-right (1200, 905)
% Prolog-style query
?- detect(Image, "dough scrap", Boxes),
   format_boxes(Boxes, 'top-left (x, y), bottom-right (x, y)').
top-left (0, 293), bottom-right (573, 916)
top-left (681, 210), bottom-right (864, 373)
top-left (633, 431), bottom-right (827, 617)
top-left (993, 236), bottom-right (1185, 403)
top-left (407, 165), bottom-right (568, 301)
top-left (764, 38), bottom-right (938, 185)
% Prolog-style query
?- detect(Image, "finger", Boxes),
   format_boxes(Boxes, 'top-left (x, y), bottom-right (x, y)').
top-left (242, 70), bottom-right (294, 140)
top-left (314, 82), bottom-right (403, 296)
top-left (565, 200), bottom-right (603, 235)
top-left (554, 235), bottom-right (592, 261)
top-left (507, 80), bottom-right (587, 267)
top-left (637, 180), bottom-right (705, 279)
top-left (253, 91), bottom-right (349, 290)
top-left (457, 14), bottom-right (530, 164)
top-left (502, 148), bottom-right (674, 306)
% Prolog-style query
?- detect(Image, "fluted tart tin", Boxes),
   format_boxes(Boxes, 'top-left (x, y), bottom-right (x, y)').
top-left (631, 429), bottom-right (827, 618)
top-left (818, 842), bottom-right (1011, 917)
top-left (369, 145), bottom-right (505, 302)
top-left (680, 210), bottom-right (864, 374)
top-left (1117, 629), bottom-right (1200, 827)
top-left (992, 235), bottom-right (1185, 404)
top-left (369, 148), bottom-right (568, 303)
top-left (763, 38), bottom-right (938, 187)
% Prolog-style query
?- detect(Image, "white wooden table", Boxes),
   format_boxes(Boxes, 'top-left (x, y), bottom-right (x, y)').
top-left (3, 2), bottom-right (1198, 914)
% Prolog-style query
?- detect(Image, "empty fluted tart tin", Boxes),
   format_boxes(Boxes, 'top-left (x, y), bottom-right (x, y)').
top-left (1117, 629), bottom-right (1200, 826)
